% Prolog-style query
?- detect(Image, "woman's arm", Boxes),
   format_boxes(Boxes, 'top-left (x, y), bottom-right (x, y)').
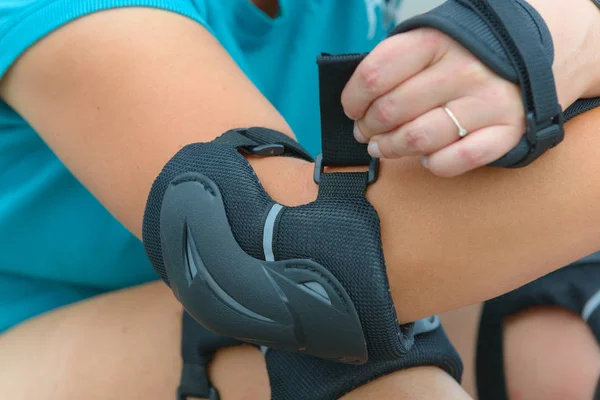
top-left (2, 6), bottom-right (600, 325)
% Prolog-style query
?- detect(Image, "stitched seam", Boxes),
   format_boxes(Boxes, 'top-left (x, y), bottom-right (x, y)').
top-left (171, 176), bottom-right (216, 196)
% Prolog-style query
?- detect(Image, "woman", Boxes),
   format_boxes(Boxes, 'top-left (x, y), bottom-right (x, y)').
top-left (0, 0), bottom-right (599, 398)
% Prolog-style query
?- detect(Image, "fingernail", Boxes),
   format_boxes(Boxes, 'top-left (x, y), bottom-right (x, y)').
top-left (421, 156), bottom-right (429, 169)
top-left (344, 109), bottom-right (357, 121)
top-left (354, 123), bottom-right (368, 144)
top-left (368, 141), bottom-right (383, 158)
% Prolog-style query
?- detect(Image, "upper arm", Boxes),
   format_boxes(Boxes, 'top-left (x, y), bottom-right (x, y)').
top-left (0, 5), bottom-right (295, 236)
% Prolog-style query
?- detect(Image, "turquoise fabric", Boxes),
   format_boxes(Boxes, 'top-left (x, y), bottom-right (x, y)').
top-left (0, 0), bottom-right (401, 332)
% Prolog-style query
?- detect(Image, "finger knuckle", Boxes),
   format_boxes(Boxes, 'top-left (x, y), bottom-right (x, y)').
top-left (358, 61), bottom-right (383, 94)
top-left (458, 143), bottom-right (488, 168)
top-left (373, 96), bottom-right (398, 126)
top-left (403, 121), bottom-right (431, 153)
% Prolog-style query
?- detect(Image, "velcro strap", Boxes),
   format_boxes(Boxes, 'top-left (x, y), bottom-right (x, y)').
top-left (315, 54), bottom-right (380, 198)
top-left (317, 54), bottom-right (371, 167)
top-left (178, 363), bottom-right (214, 400)
top-left (393, 0), bottom-right (564, 168)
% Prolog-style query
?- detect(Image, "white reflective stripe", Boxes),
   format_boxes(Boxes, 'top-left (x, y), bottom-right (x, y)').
top-left (582, 289), bottom-right (600, 321)
top-left (263, 204), bottom-right (283, 262)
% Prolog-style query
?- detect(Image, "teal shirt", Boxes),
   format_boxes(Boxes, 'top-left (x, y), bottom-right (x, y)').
top-left (0, 0), bottom-right (400, 331)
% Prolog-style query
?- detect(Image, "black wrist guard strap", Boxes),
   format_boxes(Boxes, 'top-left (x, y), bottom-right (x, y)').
top-left (393, 0), bottom-right (600, 168)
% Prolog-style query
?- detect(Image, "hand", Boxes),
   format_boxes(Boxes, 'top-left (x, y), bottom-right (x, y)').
top-left (341, 28), bottom-right (525, 177)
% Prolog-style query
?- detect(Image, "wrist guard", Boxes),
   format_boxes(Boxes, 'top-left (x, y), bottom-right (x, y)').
top-left (393, 0), bottom-right (600, 167)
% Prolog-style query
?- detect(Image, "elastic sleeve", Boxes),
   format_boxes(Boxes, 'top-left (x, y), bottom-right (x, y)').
top-left (0, 0), bottom-right (209, 79)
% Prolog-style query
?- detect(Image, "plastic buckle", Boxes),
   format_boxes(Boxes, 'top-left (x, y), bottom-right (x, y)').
top-left (313, 154), bottom-right (379, 185)
top-left (524, 111), bottom-right (565, 149)
top-left (242, 143), bottom-right (286, 157)
top-left (413, 316), bottom-right (441, 336)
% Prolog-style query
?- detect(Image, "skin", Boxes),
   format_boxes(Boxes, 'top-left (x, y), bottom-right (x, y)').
top-left (343, 0), bottom-right (600, 177)
top-left (504, 307), bottom-right (600, 400)
top-left (0, 281), bottom-right (471, 399)
top-left (0, 1), bottom-right (599, 398)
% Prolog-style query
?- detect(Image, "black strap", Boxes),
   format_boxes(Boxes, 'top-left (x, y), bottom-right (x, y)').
top-left (178, 312), bottom-right (245, 400)
top-left (317, 54), bottom-right (371, 167)
top-left (467, 0), bottom-right (559, 123)
top-left (565, 97), bottom-right (600, 121)
top-left (214, 127), bottom-right (314, 162)
top-left (315, 54), bottom-right (379, 196)
top-left (456, 0), bottom-right (563, 167)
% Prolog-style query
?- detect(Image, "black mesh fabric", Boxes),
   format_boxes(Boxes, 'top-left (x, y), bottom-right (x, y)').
top-left (178, 312), bottom-right (462, 400)
top-left (276, 171), bottom-right (409, 360)
top-left (267, 325), bottom-right (463, 400)
top-left (476, 254), bottom-right (600, 400)
top-left (565, 98), bottom-right (600, 122)
top-left (143, 140), bottom-right (407, 360)
top-left (142, 143), bottom-right (272, 285)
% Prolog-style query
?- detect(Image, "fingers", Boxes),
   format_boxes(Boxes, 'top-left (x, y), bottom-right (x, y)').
top-left (423, 124), bottom-right (523, 177)
top-left (344, 27), bottom-right (527, 177)
top-left (364, 96), bottom-right (504, 158)
top-left (356, 51), bottom-right (485, 138)
top-left (342, 28), bottom-right (448, 120)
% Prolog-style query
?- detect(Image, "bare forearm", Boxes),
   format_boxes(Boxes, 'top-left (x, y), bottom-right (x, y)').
top-left (261, 108), bottom-right (600, 323)
top-left (375, 109), bottom-right (600, 321)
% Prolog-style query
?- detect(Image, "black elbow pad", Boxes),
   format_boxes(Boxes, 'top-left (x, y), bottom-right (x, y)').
top-left (142, 55), bottom-right (436, 364)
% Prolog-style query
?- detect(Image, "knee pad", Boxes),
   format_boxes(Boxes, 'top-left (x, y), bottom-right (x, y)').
top-left (177, 311), bottom-right (462, 400)
top-left (476, 252), bottom-right (600, 400)
top-left (143, 55), bottom-right (424, 364)
top-left (394, 0), bottom-right (600, 167)
top-left (266, 320), bottom-right (462, 400)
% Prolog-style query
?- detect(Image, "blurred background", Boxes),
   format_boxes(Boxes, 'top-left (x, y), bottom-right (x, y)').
top-left (399, 0), bottom-right (444, 19)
